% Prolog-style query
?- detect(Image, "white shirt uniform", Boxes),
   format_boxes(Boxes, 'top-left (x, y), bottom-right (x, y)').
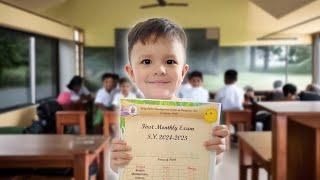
top-left (178, 83), bottom-right (192, 98)
top-left (112, 92), bottom-right (137, 106)
top-left (214, 84), bottom-right (244, 111)
top-left (183, 86), bottom-right (209, 102)
top-left (94, 88), bottom-right (116, 107)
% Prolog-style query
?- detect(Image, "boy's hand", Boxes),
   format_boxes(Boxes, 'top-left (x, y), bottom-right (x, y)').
top-left (204, 125), bottom-right (229, 155)
top-left (111, 139), bottom-right (132, 172)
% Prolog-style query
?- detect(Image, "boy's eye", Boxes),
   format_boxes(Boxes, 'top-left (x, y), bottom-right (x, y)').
top-left (141, 59), bottom-right (151, 64)
top-left (166, 59), bottom-right (176, 64)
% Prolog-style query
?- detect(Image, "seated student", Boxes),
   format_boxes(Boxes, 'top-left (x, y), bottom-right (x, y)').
top-left (110, 18), bottom-right (229, 179)
top-left (282, 83), bottom-right (298, 101)
top-left (57, 76), bottom-right (91, 106)
top-left (306, 83), bottom-right (320, 95)
top-left (94, 73), bottom-right (119, 110)
top-left (112, 77), bottom-right (137, 107)
top-left (93, 73), bottom-right (118, 128)
top-left (182, 71), bottom-right (209, 102)
top-left (266, 80), bottom-right (284, 101)
top-left (244, 85), bottom-right (255, 104)
top-left (214, 69), bottom-right (244, 111)
top-left (177, 73), bottom-right (191, 98)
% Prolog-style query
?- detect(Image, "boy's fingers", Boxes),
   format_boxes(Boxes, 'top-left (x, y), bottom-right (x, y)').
top-left (213, 128), bottom-right (229, 138)
top-left (204, 144), bottom-right (226, 154)
top-left (204, 138), bottom-right (225, 146)
top-left (112, 139), bottom-right (127, 145)
top-left (214, 125), bottom-right (227, 130)
top-left (112, 152), bottom-right (132, 160)
top-left (112, 144), bottom-right (132, 152)
top-left (113, 158), bottom-right (132, 166)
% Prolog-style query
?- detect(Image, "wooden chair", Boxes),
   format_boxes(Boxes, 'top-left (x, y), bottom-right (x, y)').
top-left (224, 109), bottom-right (252, 149)
top-left (56, 111), bottom-right (87, 135)
top-left (103, 111), bottom-right (118, 137)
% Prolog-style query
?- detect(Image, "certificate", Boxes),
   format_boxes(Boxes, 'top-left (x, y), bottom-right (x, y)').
top-left (119, 99), bottom-right (221, 180)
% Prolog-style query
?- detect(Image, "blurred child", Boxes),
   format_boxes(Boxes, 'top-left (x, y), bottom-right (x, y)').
top-left (112, 77), bottom-right (137, 106)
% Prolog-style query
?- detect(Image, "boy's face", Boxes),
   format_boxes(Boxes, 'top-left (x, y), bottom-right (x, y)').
top-left (125, 36), bottom-right (189, 99)
top-left (189, 77), bottom-right (202, 88)
top-left (120, 82), bottom-right (131, 95)
top-left (103, 77), bottom-right (114, 92)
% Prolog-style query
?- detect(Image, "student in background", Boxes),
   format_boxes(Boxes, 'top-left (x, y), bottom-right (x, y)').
top-left (182, 71), bottom-right (209, 102)
top-left (282, 83), bottom-right (298, 101)
top-left (94, 73), bottom-right (119, 110)
top-left (177, 73), bottom-right (191, 98)
top-left (267, 80), bottom-right (284, 101)
top-left (112, 77), bottom-right (137, 107)
top-left (214, 69), bottom-right (244, 111)
top-left (244, 85), bottom-right (255, 104)
top-left (57, 75), bottom-right (91, 105)
top-left (93, 73), bottom-right (119, 128)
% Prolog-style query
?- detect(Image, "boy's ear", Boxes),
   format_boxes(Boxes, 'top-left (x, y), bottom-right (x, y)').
top-left (181, 64), bottom-right (189, 79)
top-left (125, 64), bottom-right (135, 83)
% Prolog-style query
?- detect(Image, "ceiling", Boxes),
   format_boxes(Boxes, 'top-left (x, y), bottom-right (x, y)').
top-left (2, 0), bottom-right (320, 46)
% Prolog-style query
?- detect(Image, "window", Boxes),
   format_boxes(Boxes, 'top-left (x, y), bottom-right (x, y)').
top-left (206, 45), bottom-right (312, 92)
top-left (0, 26), bottom-right (59, 111)
top-left (0, 28), bottom-right (31, 110)
top-left (35, 37), bottom-right (58, 101)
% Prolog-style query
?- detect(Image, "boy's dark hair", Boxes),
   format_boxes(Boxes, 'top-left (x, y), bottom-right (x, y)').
top-left (127, 18), bottom-right (187, 59)
top-left (101, 73), bottom-right (119, 83)
top-left (67, 75), bottom-right (83, 90)
top-left (112, 73), bottom-right (119, 83)
top-left (283, 83), bottom-right (297, 97)
top-left (119, 77), bottom-right (131, 85)
top-left (224, 69), bottom-right (238, 84)
top-left (188, 71), bottom-right (203, 81)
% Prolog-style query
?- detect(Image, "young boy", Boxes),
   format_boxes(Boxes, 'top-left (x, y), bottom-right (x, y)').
top-left (111, 18), bottom-right (229, 177)
top-left (112, 77), bottom-right (137, 106)
top-left (214, 69), bottom-right (244, 111)
top-left (182, 71), bottom-right (209, 102)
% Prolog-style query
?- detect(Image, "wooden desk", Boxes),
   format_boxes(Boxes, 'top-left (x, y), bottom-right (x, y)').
top-left (257, 101), bottom-right (320, 180)
top-left (0, 135), bottom-right (108, 180)
top-left (238, 132), bottom-right (272, 180)
top-left (287, 116), bottom-right (320, 180)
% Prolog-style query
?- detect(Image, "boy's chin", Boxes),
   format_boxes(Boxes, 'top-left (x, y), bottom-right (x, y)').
top-left (145, 92), bottom-right (175, 100)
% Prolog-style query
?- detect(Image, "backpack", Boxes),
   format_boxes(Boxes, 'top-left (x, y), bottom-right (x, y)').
top-left (24, 100), bottom-right (62, 134)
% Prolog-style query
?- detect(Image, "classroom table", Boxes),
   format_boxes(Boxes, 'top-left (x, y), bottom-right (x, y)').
top-left (256, 101), bottom-right (320, 180)
top-left (238, 131), bottom-right (272, 180)
top-left (287, 116), bottom-right (320, 180)
top-left (0, 135), bottom-right (108, 180)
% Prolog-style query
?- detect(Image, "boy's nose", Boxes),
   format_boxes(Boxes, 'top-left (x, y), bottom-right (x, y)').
top-left (154, 65), bottom-right (166, 76)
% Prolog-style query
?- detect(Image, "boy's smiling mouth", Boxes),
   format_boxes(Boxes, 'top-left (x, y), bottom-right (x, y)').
top-left (146, 80), bottom-right (171, 84)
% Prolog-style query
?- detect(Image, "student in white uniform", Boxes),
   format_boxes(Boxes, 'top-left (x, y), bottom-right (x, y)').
top-left (214, 69), bottom-right (244, 111)
top-left (112, 77), bottom-right (137, 106)
top-left (182, 71), bottom-right (209, 102)
top-left (93, 73), bottom-right (119, 127)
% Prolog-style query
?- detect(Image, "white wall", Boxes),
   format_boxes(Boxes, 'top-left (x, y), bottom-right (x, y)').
top-left (59, 40), bottom-right (77, 92)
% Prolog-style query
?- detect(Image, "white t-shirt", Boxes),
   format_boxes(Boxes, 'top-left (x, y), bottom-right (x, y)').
top-left (178, 83), bottom-right (192, 98)
top-left (182, 86), bottom-right (209, 102)
top-left (70, 86), bottom-right (90, 102)
top-left (214, 84), bottom-right (244, 111)
top-left (112, 92), bottom-right (137, 106)
top-left (94, 88), bottom-right (116, 107)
